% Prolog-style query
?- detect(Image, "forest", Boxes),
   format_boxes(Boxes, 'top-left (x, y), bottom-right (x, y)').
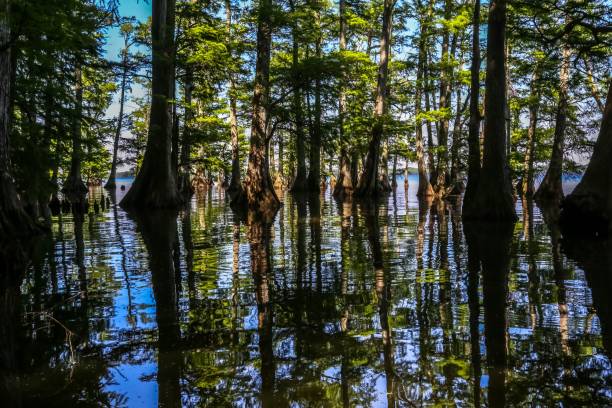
top-left (0, 0), bottom-right (610, 233)
top-left (0, 0), bottom-right (611, 405)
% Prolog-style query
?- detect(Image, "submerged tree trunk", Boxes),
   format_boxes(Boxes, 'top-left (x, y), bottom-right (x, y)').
top-left (105, 39), bottom-right (130, 190)
top-left (333, 0), bottom-right (354, 200)
top-left (121, 0), bottom-right (181, 209)
top-left (63, 63), bottom-right (88, 212)
top-left (464, 0), bottom-right (516, 221)
top-left (355, 0), bottom-right (393, 197)
top-left (0, 0), bottom-right (37, 239)
top-left (535, 46), bottom-right (571, 204)
top-left (232, 0), bottom-right (280, 216)
top-left (560, 82), bottom-right (612, 235)
top-left (521, 67), bottom-right (541, 198)
top-left (462, 0), bottom-right (481, 217)
top-left (226, 0), bottom-right (243, 200)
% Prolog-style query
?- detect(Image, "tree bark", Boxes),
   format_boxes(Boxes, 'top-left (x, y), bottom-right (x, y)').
top-left (355, 0), bottom-right (393, 197)
top-left (415, 1), bottom-right (434, 197)
top-left (584, 56), bottom-right (604, 113)
top-left (560, 81), bottom-right (612, 235)
top-left (535, 46), bottom-right (571, 204)
top-left (521, 67), bottom-right (541, 198)
top-left (178, 68), bottom-right (194, 199)
top-left (464, 0), bottom-right (516, 221)
top-left (448, 87), bottom-right (465, 195)
top-left (306, 10), bottom-right (322, 192)
top-left (333, 0), bottom-right (354, 200)
top-left (105, 36), bottom-right (130, 190)
top-left (434, 0), bottom-right (453, 196)
top-left (232, 0), bottom-right (280, 217)
top-left (289, 0), bottom-right (307, 193)
top-left (0, 0), bottom-right (38, 239)
top-left (226, 0), bottom-right (244, 199)
top-left (121, 0), bottom-right (181, 209)
top-left (63, 63), bottom-right (88, 212)
top-left (462, 0), bottom-right (481, 216)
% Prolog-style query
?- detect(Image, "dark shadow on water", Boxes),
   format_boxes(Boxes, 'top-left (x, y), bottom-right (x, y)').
top-left (562, 235), bottom-right (612, 359)
top-left (246, 209), bottom-right (278, 408)
top-left (130, 210), bottom-right (181, 408)
top-left (464, 221), bottom-right (514, 408)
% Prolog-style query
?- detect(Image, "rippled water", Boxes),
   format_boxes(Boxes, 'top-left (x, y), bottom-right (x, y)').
top-left (1, 176), bottom-right (610, 407)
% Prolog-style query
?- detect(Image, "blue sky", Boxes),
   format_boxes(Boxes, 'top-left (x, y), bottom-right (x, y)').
top-left (104, 1), bottom-right (152, 170)
top-left (105, 0), bottom-right (151, 62)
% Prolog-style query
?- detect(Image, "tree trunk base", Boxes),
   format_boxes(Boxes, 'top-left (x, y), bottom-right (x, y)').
top-left (560, 191), bottom-right (609, 237)
top-left (290, 174), bottom-right (309, 193)
top-left (463, 179), bottom-right (517, 222)
top-left (0, 173), bottom-right (43, 240)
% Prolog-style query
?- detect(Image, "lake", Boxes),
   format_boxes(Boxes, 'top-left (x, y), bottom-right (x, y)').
top-left (1, 175), bottom-right (610, 407)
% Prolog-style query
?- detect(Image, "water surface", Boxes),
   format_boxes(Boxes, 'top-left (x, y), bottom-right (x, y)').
top-left (1, 176), bottom-right (610, 407)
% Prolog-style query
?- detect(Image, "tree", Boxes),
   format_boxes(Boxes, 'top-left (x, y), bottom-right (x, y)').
top-left (105, 21), bottom-right (136, 190)
top-left (414, 0), bottom-right (434, 197)
top-left (355, 0), bottom-right (394, 197)
top-left (462, 0), bottom-right (481, 215)
top-left (463, 0), bottom-right (516, 221)
top-left (225, 0), bottom-right (244, 200)
top-left (534, 45), bottom-right (571, 204)
top-left (332, 0), bottom-right (353, 200)
top-left (231, 0), bottom-right (280, 216)
top-left (0, 0), bottom-right (38, 240)
top-left (560, 81), bottom-right (612, 235)
top-left (120, 0), bottom-right (181, 209)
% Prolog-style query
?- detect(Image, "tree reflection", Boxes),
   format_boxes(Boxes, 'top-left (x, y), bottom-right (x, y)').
top-left (246, 210), bottom-right (278, 407)
top-left (563, 235), bottom-right (612, 359)
top-left (464, 221), bottom-right (513, 408)
top-left (133, 210), bottom-right (181, 408)
top-left (361, 199), bottom-right (396, 407)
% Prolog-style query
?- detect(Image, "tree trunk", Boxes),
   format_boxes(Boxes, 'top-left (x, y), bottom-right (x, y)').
top-left (290, 0), bottom-right (307, 193)
top-left (226, 0), bottom-right (243, 199)
top-left (560, 81), bottom-right (612, 235)
top-left (391, 153), bottom-right (398, 188)
top-left (105, 39), bottom-right (130, 190)
top-left (121, 0), bottom-right (181, 209)
top-left (277, 133), bottom-right (283, 176)
top-left (0, 0), bottom-right (38, 239)
top-left (355, 0), bottom-right (393, 197)
top-left (63, 63), bottom-right (88, 212)
top-left (464, 0), bottom-right (516, 221)
top-left (462, 0), bottom-right (481, 216)
top-left (306, 11), bottom-right (322, 192)
top-left (448, 87), bottom-right (465, 195)
top-left (584, 57), bottom-right (604, 113)
top-left (521, 67), bottom-right (541, 198)
top-left (171, 92), bottom-right (179, 180)
top-left (435, 0), bottom-right (453, 196)
top-left (535, 46), bottom-right (571, 204)
top-left (232, 0), bottom-right (280, 217)
top-left (415, 3), bottom-right (434, 197)
top-left (424, 61), bottom-right (436, 186)
top-left (333, 0), bottom-right (354, 200)
top-left (179, 68), bottom-right (194, 199)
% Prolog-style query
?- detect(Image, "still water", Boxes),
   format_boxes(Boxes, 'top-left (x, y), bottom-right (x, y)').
top-left (1, 176), bottom-right (610, 407)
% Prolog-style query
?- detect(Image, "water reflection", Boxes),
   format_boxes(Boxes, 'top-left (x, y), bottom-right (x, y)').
top-left (0, 182), bottom-right (610, 406)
